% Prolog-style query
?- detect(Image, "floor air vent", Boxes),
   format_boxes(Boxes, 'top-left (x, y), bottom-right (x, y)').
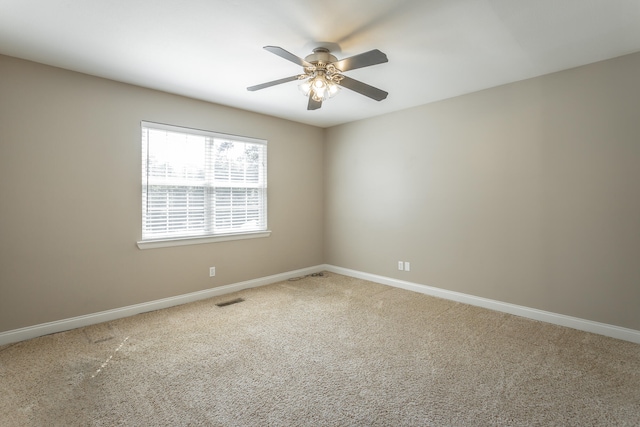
top-left (216, 298), bottom-right (245, 307)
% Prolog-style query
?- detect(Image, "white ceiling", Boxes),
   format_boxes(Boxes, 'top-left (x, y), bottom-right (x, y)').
top-left (1, 0), bottom-right (640, 128)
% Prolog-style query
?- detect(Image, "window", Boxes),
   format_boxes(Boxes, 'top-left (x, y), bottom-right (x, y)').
top-left (139, 121), bottom-right (268, 248)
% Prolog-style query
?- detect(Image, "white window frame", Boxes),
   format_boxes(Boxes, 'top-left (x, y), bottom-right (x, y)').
top-left (137, 121), bottom-right (270, 249)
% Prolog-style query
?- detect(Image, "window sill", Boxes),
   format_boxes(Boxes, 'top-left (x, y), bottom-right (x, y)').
top-left (137, 230), bottom-right (271, 250)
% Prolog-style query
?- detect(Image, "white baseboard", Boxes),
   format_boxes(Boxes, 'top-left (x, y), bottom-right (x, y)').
top-left (0, 265), bottom-right (325, 346)
top-left (324, 265), bottom-right (640, 344)
top-left (3, 264), bottom-right (639, 346)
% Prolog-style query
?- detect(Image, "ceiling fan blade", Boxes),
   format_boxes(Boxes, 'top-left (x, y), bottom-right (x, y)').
top-left (307, 94), bottom-right (322, 110)
top-left (339, 76), bottom-right (388, 101)
top-left (332, 49), bottom-right (388, 72)
top-left (247, 75), bottom-right (299, 91)
top-left (264, 46), bottom-right (313, 68)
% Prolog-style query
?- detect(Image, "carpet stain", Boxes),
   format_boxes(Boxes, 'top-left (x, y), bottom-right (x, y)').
top-left (216, 297), bottom-right (245, 307)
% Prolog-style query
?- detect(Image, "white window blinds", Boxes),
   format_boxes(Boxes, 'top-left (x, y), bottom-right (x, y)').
top-left (141, 121), bottom-right (267, 241)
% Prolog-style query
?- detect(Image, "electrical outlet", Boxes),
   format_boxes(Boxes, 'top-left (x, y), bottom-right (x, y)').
top-left (404, 262), bottom-right (411, 272)
top-left (398, 261), bottom-right (404, 271)
top-left (209, 267), bottom-right (216, 277)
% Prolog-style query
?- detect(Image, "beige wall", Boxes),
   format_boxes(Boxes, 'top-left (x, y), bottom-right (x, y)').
top-left (3, 51), bottom-right (640, 335)
top-left (0, 55), bottom-right (324, 332)
top-left (325, 52), bottom-right (640, 330)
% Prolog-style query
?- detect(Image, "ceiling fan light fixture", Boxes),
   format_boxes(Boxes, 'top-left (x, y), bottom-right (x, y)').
top-left (299, 73), bottom-right (340, 102)
top-left (313, 77), bottom-right (326, 89)
top-left (298, 79), bottom-right (312, 96)
top-left (327, 81), bottom-right (341, 98)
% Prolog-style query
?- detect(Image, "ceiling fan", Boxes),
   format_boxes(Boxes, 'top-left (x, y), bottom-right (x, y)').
top-left (247, 45), bottom-right (388, 110)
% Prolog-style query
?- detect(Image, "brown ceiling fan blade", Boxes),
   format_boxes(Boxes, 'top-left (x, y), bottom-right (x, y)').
top-left (247, 75), bottom-right (299, 91)
top-left (339, 76), bottom-right (388, 101)
top-left (307, 94), bottom-right (322, 110)
top-left (332, 49), bottom-right (388, 72)
top-left (264, 46), bottom-right (313, 67)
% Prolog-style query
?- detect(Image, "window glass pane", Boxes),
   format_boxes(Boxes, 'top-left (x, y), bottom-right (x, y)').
top-left (147, 130), bottom-right (206, 182)
top-left (141, 122), bottom-right (267, 240)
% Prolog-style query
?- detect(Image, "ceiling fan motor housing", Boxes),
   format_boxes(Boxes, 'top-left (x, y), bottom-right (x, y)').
top-left (305, 48), bottom-right (338, 67)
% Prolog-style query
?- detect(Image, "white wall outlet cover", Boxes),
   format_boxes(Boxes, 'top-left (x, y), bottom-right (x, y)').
top-left (209, 267), bottom-right (216, 277)
top-left (404, 262), bottom-right (411, 271)
top-left (398, 261), bottom-right (404, 271)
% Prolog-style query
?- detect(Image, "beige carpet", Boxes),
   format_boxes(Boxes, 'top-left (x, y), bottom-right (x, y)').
top-left (1, 273), bottom-right (639, 426)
